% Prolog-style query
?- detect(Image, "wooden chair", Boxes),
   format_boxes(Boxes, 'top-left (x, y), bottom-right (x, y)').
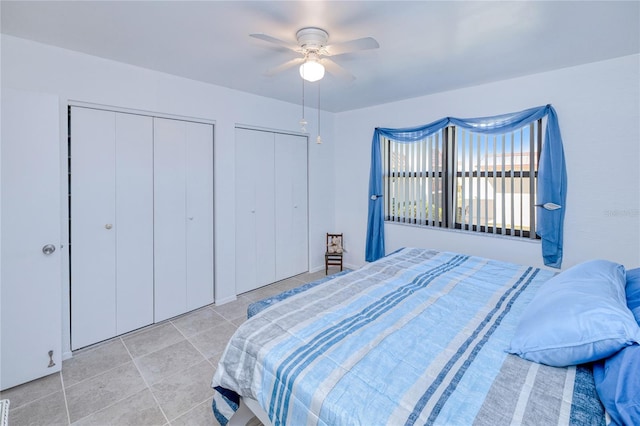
top-left (325, 233), bottom-right (343, 274)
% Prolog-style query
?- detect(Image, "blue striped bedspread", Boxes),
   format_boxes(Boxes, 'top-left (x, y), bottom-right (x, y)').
top-left (212, 248), bottom-right (605, 425)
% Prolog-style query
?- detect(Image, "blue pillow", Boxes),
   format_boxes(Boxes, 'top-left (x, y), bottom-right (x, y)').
top-left (507, 260), bottom-right (640, 367)
top-left (593, 344), bottom-right (640, 426)
top-left (625, 267), bottom-right (640, 323)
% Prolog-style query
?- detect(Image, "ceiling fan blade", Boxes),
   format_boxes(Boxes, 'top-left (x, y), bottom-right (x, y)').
top-left (250, 33), bottom-right (300, 52)
top-left (265, 57), bottom-right (305, 76)
top-left (324, 37), bottom-right (379, 56)
top-left (320, 58), bottom-right (355, 82)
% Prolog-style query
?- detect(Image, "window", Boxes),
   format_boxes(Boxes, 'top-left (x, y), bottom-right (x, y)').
top-left (383, 119), bottom-right (542, 239)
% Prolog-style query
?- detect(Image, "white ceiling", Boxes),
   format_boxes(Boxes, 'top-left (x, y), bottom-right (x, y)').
top-left (2, 1), bottom-right (639, 112)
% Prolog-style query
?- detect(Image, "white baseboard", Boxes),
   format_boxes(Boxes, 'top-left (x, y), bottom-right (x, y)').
top-left (215, 295), bottom-right (238, 306)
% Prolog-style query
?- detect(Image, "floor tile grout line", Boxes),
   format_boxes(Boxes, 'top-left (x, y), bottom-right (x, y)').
top-left (124, 327), bottom-right (216, 423)
top-left (121, 336), bottom-right (172, 426)
top-left (123, 321), bottom-right (188, 359)
top-left (205, 350), bottom-right (225, 369)
top-left (169, 309), bottom-right (230, 341)
top-left (0, 386), bottom-right (55, 412)
top-left (171, 317), bottom-right (225, 371)
top-left (62, 347), bottom-right (134, 391)
top-left (59, 371), bottom-right (72, 425)
top-left (119, 311), bottom-right (206, 352)
top-left (174, 311), bottom-right (230, 382)
top-left (166, 394), bottom-right (217, 425)
top-left (67, 384), bottom-right (155, 425)
top-left (2, 372), bottom-right (62, 419)
top-left (66, 337), bottom-right (158, 424)
top-left (212, 308), bottom-right (249, 324)
top-left (187, 331), bottom-right (227, 369)
top-left (1, 371), bottom-right (69, 415)
top-left (145, 355), bottom-right (214, 422)
top-left (168, 306), bottom-right (239, 421)
top-left (67, 333), bottom-right (128, 358)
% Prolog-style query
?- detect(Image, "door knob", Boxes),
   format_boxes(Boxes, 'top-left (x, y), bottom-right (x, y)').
top-left (42, 244), bottom-right (56, 255)
top-left (105, 224), bottom-right (113, 230)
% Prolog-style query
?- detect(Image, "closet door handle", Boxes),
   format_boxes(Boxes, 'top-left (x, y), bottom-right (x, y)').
top-left (105, 224), bottom-right (113, 230)
top-left (42, 244), bottom-right (56, 255)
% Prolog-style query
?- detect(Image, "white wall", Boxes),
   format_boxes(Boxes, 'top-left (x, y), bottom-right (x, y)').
top-left (3, 33), bottom-right (639, 359)
top-left (334, 54), bottom-right (640, 271)
top-left (1, 35), bottom-right (336, 358)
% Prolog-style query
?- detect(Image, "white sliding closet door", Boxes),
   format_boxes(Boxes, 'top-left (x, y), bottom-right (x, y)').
top-left (1, 89), bottom-right (61, 390)
top-left (71, 107), bottom-right (118, 349)
top-left (274, 133), bottom-right (308, 280)
top-left (185, 122), bottom-right (214, 311)
top-left (153, 118), bottom-right (187, 321)
top-left (114, 113), bottom-right (154, 334)
top-left (235, 128), bottom-right (307, 294)
top-left (71, 107), bottom-right (153, 350)
top-left (154, 118), bottom-right (214, 322)
top-left (235, 128), bottom-right (276, 294)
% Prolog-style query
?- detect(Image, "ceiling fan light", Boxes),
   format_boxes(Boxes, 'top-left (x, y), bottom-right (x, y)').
top-left (299, 60), bottom-right (325, 82)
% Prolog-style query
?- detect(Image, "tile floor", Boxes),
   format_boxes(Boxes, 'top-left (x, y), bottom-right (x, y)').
top-left (1, 270), bottom-right (332, 426)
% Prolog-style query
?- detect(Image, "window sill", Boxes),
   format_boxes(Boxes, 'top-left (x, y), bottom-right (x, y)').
top-left (385, 221), bottom-right (542, 244)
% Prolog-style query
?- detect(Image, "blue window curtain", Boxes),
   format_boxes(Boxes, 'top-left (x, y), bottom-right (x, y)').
top-left (366, 105), bottom-right (567, 268)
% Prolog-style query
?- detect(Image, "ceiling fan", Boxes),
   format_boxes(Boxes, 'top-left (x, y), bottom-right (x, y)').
top-left (250, 27), bottom-right (379, 82)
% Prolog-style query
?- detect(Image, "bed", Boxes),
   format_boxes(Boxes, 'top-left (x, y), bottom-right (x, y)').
top-left (211, 248), bottom-right (640, 425)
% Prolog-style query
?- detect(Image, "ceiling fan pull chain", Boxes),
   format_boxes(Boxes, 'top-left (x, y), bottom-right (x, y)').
top-left (300, 77), bottom-right (307, 132)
